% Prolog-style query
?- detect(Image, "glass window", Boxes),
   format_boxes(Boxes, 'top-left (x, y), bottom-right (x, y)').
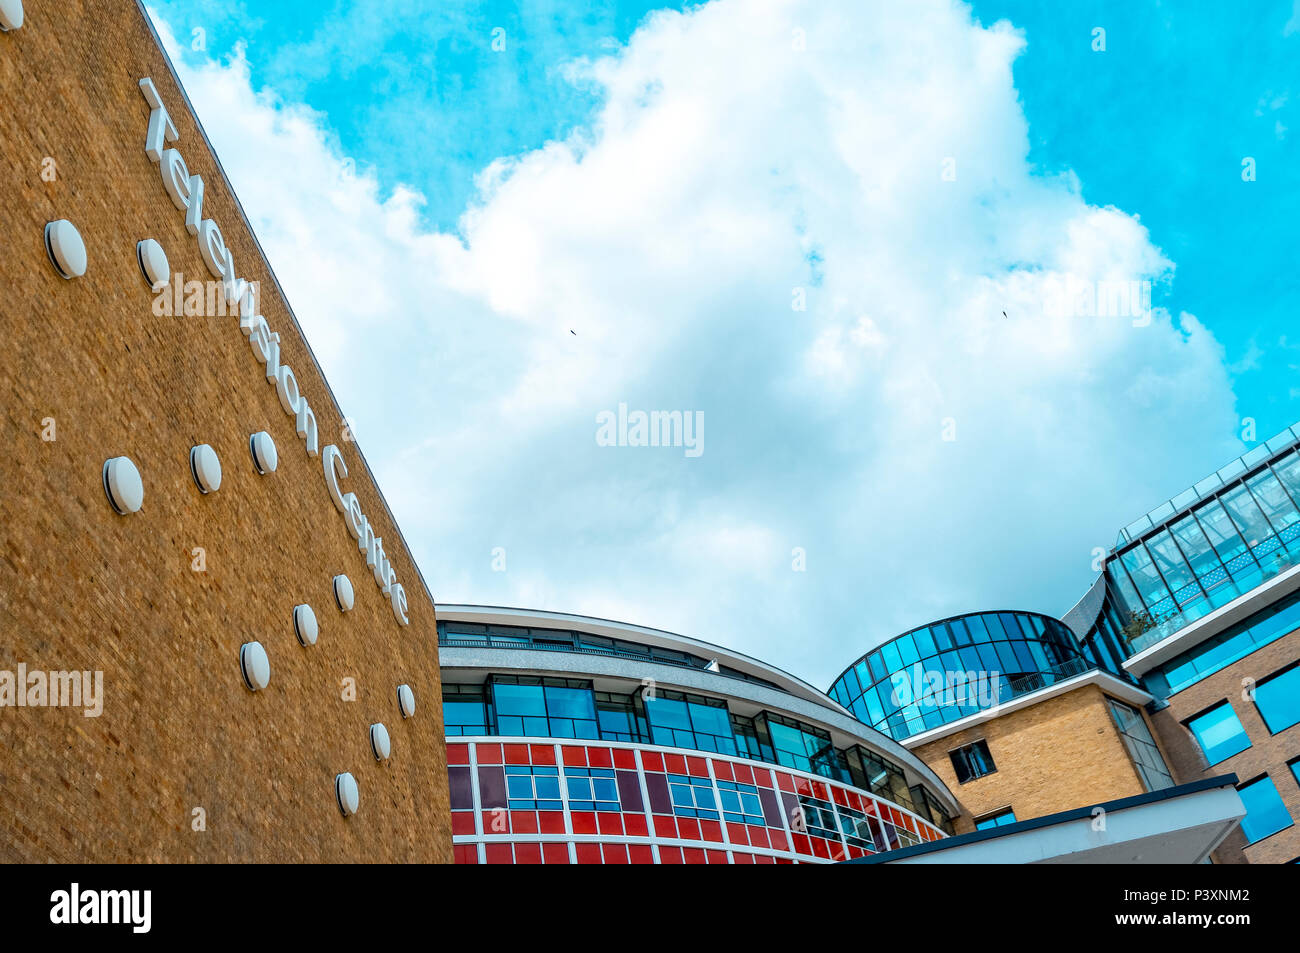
top-left (1253, 664), bottom-right (1300, 734)
top-left (1149, 587), bottom-right (1300, 696)
top-left (913, 626), bottom-right (937, 657)
top-left (1237, 775), bottom-right (1292, 844)
top-left (667, 773), bottom-right (719, 819)
top-left (594, 691), bottom-right (647, 742)
top-left (1169, 513), bottom-right (1226, 584)
top-left (1247, 470), bottom-right (1300, 534)
top-left (975, 808), bottom-right (1016, 830)
top-left (1109, 700), bottom-right (1174, 791)
top-left (564, 766), bottom-right (620, 812)
top-left (1220, 484), bottom-right (1274, 548)
top-left (490, 676), bottom-right (598, 738)
top-left (1120, 544), bottom-right (1173, 613)
top-left (644, 691), bottom-right (737, 755)
top-left (949, 739), bottom-right (996, 783)
top-left (1145, 530), bottom-right (1197, 597)
top-left (764, 715), bottom-right (835, 776)
top-left (443, 684), bottom-right (489, 736)
top-left (1193, 500), bottom-right (1251, 566)
top-left (1272, 452), bottom-right (1300, 502)
top-left (1186, 702), bottom-right (1251, 765)
top-left (504, 764), bottom-right (563, 811)
top-left (716, 780), bottom-right (765, 825)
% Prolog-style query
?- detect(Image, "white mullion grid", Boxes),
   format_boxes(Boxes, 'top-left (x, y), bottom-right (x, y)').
top-left (704, 756), bottom-right (734, 863)
top-left (467, 740), bottom-right (486, 864)
top-left (559, 742), bottom-right (576, 864)
top-left (632, 746), bottom-right (661, 864)
top-left (765, 764), bottom-right (796, 854)
top-left (823, 782), bottom-right (852, 862)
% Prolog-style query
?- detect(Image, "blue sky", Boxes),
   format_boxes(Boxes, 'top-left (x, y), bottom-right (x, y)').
top-left (146, 0), bottom-right (1300, 685)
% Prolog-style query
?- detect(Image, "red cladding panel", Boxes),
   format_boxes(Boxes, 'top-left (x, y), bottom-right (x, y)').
top-left (571, 811), bottom-right (598, 835)
top-left (511, 811), bottom-right (539, 835)
top-left (676, 818), bottom-right (701, 841)
top-left (613, 748), bottom-right (637, 770)
top-left (597, 813), bottom-right (624, 836)
top-left (686, 756), bottom-right (709, 777)
top-left (477, 744), bottom-right (503, 765)
top-left (602, 843), bottom-right (629, 864)
top-left (641, 751), bottom-right (664, 773)
top-left (700, 820), bottom-right (724, 843)
top-left (538, 811), bottom-right (566, 834)
top-left (453, 844), bottom-right (478, 864)
top-left (484, 843), bottom-right (513, 864)
top-left (653, 816), bottom-right (678, 838)
top-left (575, 843), bottom-right (602, 864)
top-left (624, 813), bottom-right (649, 837)
top-left (514, 843), bottom-right (543, 864)
top-left (588, 747), bottom-right (613, 768)
top-left (659, 846), bottom-right (684, 864)
top-left (530, 744), bottom-right (556, 765)
top-left (664, 754), bottom-right (687, 775)
top-left (734, 763), bottom-right (755, 785)
top-left (562, 746), bottom-right (587, 767)
top-left (706, 850), bottom-right (728, 864)
top-left (504, 744), bottom-right (529, 765)
top-left (543, 843), bottom-right (570, 865)
top-left (629, 845), bottom-right (655, 864)
top-left (683, 848), bottom-right (707, 865)
top-left (713, 760), bottom-right (734, 781)
top-left (734, 851), bottom-right (754, 863)
top-left (446, 743), bottom-right (469, 766)
top-left (451, 813), bottom-right (477, 836)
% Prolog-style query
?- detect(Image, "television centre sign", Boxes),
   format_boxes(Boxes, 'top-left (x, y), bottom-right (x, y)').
top-left (138, 77), bottom-right (410, 626)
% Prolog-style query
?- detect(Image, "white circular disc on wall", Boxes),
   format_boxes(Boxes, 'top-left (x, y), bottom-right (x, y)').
top-left (102, 456), bottom-right (144, 515)
top-left (293, 603), bottom-right (318, 646)
top-left (136, 238), bottom-right (170, 288)
top-left (45, 220), bottom-right (87, 279)
top-left (189, 444), bottom-right (222, 494)
top-left (0, 0), bottom-right (24, 32)
top-left (397, 684), bottom-right (416, 719)
top-left (369, 723), bottom-right (391, 761)
top-left (333, 574), bottom-right (354, 612)
top-left (239, 641), bottom-right (271, 692)
top-left (249, 430), bottom-right (278, 474)
top-left (335, 772), bottom-right (360, 817)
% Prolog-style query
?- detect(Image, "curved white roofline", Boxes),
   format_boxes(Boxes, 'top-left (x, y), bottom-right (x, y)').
top-left (437, 604), bottom-right (846, 712)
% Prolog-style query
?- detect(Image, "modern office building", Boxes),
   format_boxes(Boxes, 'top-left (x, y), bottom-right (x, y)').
top-left (439, 606), bottom-right (961, 864)
top-left (439, 606), bottom-right (1248, 864)
top-left (443, 427), bottom-right (1300, 865)
top-left (0, 2), bottom-right (449, 861)
top-left (825, 425), bottom-right (1300, 864)
top-left (1068, 428), bottom-right (1300, 864)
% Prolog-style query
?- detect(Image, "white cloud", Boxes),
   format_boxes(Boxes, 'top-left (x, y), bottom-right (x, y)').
top-left (150, 0), bottom-right (1241, 686)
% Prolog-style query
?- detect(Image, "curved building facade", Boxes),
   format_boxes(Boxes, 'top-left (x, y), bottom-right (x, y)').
top-left (439, 606), bottom-right (958, 864)
top-left (829, 611), bottom-right (1092, 742)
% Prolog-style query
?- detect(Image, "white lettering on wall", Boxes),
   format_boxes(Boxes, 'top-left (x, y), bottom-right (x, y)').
top-left (138, 77), bottom-right (409, 625)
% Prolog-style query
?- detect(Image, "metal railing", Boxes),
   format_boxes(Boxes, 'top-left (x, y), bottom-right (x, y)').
top-left (438, 635), bottom-right (778, 688)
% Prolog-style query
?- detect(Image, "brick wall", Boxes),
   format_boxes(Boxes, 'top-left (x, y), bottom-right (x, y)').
top-left (1147, 631), bottom-right (1300, 865)
top-left (0, 0), bottom-right (450, 862)
top-left (910, 684), bottom-right (1159, 832)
